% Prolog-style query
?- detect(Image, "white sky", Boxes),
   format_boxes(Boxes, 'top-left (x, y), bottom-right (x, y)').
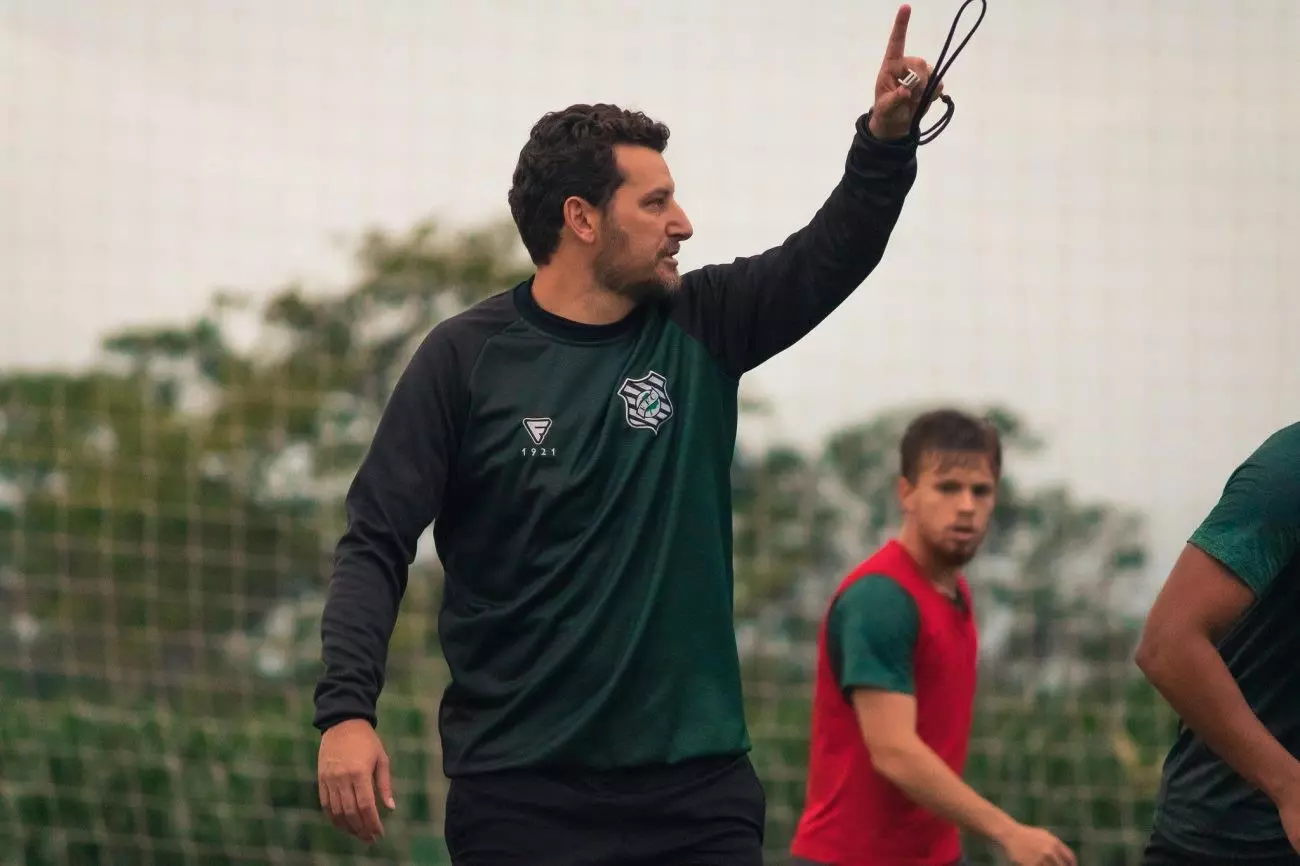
top-left (2, 0), bottom-right (1298, 598)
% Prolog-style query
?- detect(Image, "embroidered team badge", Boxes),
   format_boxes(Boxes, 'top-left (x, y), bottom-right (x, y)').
top-left (617, 370), bottom-right (673, 434)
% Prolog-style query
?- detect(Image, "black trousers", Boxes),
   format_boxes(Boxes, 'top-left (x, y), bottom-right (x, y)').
top-left (791, 857), bottom-right (968, 866)
top-left (444, 753), bottom-right (766, 866)
top-left (1141, 828), bottom-right (1300, 865)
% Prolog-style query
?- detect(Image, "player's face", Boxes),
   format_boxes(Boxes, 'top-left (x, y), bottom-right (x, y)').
top-left (594, 144), bottom-right (693, 303)
top-left (899, 450), bottom-right (998, 569)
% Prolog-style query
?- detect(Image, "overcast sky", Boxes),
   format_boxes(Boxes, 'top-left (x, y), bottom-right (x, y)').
top-left (3, 0), bottom-right (1298, 598)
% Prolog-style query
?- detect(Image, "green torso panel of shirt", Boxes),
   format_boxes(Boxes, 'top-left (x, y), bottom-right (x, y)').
top-left (433, 286), bottom-right (747, 774)
top-left (311, 116), bottom-right (919, 776)
top-left (1154, 421), bottom-right (1300, 859)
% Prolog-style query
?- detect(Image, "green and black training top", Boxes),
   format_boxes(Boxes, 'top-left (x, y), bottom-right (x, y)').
top-left (1152, 421), bottom-right (1300, 859)
top-left (312, 113), bottom-right (919, 777)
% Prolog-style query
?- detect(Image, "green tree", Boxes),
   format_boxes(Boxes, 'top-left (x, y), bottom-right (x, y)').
top-left (0, 368), bottom-right (327, 706)
top-left (1, 218), bottom-right (531, 866)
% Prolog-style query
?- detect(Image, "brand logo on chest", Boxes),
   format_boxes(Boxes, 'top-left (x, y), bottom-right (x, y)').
top-left (522, 417), bottom-right (552, 445)
top-left (617, 370), bottom-right (673, 434)
top-left (518, 417), bottom-right (556, 458)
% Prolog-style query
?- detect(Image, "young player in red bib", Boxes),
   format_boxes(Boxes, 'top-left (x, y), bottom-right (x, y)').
top-left (791, 409), bottom-right (1077, 866)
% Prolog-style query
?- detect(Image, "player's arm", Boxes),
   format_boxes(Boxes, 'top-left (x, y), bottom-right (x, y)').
top-left (1135, 450), bottom-right (1300, 805)
top-left (313, 326), bottom-right (466, 843)
top-left (835, 578), bottom-right (1075, 865)
top-left (853, 692), bottom-right (1016, 841)
top-left (672, 117), bottom-right (916, 378)
top-left (668, 8), bottom-right (929, 378)
top-left (313, 327), bottom-right (465, 732)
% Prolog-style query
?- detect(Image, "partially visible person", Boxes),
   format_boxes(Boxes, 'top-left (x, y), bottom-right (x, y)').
top-left (1136, 421), bottom-right (1300, 865)
top-left (791, 408), bottom-right (1076, 866)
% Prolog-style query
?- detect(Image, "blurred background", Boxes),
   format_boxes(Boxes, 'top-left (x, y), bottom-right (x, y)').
top-left (2, 0), bottom-right (1298, 863)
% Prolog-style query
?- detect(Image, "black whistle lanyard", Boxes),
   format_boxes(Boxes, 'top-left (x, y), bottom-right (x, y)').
top-left (912, 0), bottom-right (988, 145)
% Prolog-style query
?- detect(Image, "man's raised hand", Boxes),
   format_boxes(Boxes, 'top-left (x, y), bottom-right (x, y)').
top-left (870, 4), bottom-right (945, 140)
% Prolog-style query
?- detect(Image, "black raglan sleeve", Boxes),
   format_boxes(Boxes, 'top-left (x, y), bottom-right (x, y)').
top-left (312, 324), bottom-right (468, 732)
top-left (671, 112), bottom-right (918, 378)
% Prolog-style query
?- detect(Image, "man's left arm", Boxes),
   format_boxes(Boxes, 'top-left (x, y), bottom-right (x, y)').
top-left (676, 122), bottom-right (917, 378)
top-left (671, 5), bottom-right (940, 378)
top-left (1136, 432), bottom-right (1300, 808)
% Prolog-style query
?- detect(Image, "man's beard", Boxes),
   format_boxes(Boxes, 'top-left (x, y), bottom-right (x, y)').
top-left (612, 273), bottom-right (677, 304)
top-left (935, 546), bottom-right (978, 569)
top-left (931, 536), bottom-right (981, 569)
top-left (593, 225), bottom-right (679, 304)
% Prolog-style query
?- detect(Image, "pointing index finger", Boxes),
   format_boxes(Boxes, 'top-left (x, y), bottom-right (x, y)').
top-left (885, 4), bottom-right (911, 62)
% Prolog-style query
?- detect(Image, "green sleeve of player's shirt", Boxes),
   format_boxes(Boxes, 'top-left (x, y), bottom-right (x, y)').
top-left (827, 575), bottom-right (920, 698)
top-left (1189, 423), bottom-right (1300, 597)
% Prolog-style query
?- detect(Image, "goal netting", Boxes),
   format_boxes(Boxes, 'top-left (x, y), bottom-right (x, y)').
top-left (3, 2), bottom-right (1295, 864)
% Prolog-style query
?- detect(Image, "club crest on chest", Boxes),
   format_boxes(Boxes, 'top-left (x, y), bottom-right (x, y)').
top-left (617, 370), bottom-right (673, 434)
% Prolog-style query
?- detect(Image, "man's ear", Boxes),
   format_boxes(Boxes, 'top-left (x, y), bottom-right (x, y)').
top-left (896, 475), bottom-right (914, 515)
top-left (562, 196), bottom-right (602, 246)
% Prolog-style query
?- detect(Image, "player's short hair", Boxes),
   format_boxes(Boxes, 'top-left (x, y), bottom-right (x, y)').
top-left (899, 408), bottom-right (1002, 483)
top-left (508, 103), bottom-right (671, 266)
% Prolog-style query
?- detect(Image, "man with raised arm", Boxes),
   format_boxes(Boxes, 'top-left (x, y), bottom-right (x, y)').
top-left (314, 7), bottom-right (946, 864)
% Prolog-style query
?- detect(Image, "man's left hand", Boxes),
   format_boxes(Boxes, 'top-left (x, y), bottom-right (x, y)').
top-left (869, 4), bottom-right (944, 141)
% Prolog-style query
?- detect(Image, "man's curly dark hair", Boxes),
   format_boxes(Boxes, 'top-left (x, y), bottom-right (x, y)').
top-left (508, 104), bottom-right (671, 266)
